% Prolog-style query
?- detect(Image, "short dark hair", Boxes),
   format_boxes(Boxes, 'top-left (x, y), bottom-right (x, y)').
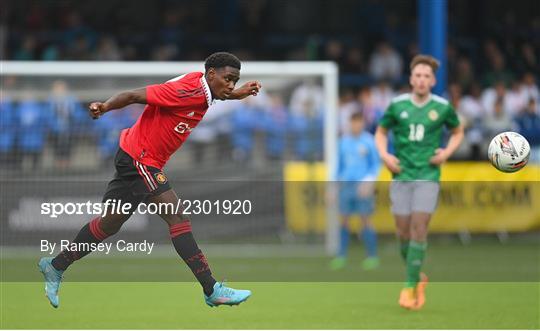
top-left (204, 52), bottom-right (241, 71)
top-left (350, 112), bottom-right (364, 121)
top-left (410, 54), bottom-right (440, 73)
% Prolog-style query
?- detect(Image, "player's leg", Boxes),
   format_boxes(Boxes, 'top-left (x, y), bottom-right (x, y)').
top-left (38, 148), bottom-right (145, 308)
top-left (395, 215), bottom-right (412, 262)
top-left (359, 214), bottom-right (379, 270)
top-left (390, 181), bottom-right (417, 308)
top-left (407, 181), bottom-right (440, 310)
top-left (38, 179), bottom-right (139, 308)
top-left (390, 181), bottom-right (413, 262)
top-left (406, 211), bottom-right (430, 287)
top-left (358, 193), bottom-right (379, 270)
top-left (330, 182), bottom-right (353, 270)
top-left (330, 215), bottom-right (350, 270)
top-left (147, 188), bottom-right (251, 306)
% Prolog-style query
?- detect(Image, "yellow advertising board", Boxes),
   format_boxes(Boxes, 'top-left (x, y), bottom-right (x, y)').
top-left (284, 162), bottom-right (540, 233)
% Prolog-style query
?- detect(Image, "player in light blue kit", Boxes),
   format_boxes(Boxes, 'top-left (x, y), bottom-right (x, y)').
top-left (331, 112), bottom-right (381, 270)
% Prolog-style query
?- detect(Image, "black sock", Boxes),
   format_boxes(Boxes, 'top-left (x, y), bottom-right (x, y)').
top-left (170, 221), bottom-right (216, 296)
top-left (51, 217), bottom-right (109, 271)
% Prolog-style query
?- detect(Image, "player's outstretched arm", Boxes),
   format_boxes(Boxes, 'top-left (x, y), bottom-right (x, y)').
top-left (89, 88), bottom-right (147, 119)
top-left (375, 126), bottom-right (401, 174)
top-left (227, 81), bottom-right (262, 100)
top-left (430, 125), bottom-right (464, 165)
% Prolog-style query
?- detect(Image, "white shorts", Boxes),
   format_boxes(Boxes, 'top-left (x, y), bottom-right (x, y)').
top-left (389, 181), bottom-right (440, 215)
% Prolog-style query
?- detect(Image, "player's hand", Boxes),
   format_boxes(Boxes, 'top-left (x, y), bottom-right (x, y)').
top-left (232, 81), bottom-right (262, 99)
top-left (88, 102), bottom-right (107, 120)
top-left (430, 148), bottom-right (449, 165)
top-left (382, 153), bottom-right (401, 174)
top-left (357, 181), bottom-right (375, 198)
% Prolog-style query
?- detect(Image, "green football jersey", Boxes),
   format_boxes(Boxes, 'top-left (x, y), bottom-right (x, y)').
top-left (379, 93), bottom-right (460, 181)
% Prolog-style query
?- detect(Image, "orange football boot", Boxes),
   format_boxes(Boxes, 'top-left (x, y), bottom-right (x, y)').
top-left (411, 272), bottom-right (429, 310)
top-left (398, 287), bottom-right (416, 309)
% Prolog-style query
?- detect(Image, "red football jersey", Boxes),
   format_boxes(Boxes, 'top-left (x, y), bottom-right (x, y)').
top-left (119, 72), bottom-right (213, 169)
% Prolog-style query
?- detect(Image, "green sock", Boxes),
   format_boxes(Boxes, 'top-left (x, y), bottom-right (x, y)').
top-left (405, 240), bottom-right (427, 288)
top-left (400, 240), bottom-right (409, 262)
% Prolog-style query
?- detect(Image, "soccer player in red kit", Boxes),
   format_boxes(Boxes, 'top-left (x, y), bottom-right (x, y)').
top-left (38, 52), bottom-right (262, 308)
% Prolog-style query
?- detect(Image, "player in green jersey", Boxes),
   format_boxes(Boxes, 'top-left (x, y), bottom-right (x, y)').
top-left (374, 55), bottom-right (464, 310)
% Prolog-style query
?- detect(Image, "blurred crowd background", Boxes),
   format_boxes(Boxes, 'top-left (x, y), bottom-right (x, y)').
top-left (1, 0), bottom-right (539, 171)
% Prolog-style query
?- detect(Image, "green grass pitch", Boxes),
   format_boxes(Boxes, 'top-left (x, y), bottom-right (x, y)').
top-left (1, 241), bottom-right (539, 329)
top-left (1, 282), bottom-right (538, 329)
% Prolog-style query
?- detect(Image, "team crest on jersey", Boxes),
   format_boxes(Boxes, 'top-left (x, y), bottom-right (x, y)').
top-left (400, 111), bottom-right (409, 119)
top-left (428, 110), bottom-right (438, 121)
top-left (155, 172), bottom-right (167, 184)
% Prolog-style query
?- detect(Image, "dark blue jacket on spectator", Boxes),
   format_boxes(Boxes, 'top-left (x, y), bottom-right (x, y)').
top-left (515, 112), bottom-right (540, 147)
top-left (95, 107), bottom-right (138, 158)
top-left (17, 100), bottom-right (48, 152)
top-left (261, 107), bottom-right (288, 158)
top-left (289, 112), bottom-right (324, 161)
top-left (0, 97), bottom-right (16, 153)
top-left (230, 105), bottom-right (259, 155)
top-left (47, 95), bottom-right (87, 135)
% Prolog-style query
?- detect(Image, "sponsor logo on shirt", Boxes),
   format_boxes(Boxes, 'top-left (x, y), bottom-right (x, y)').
top-left (174, 122), bottom-right (193, 134)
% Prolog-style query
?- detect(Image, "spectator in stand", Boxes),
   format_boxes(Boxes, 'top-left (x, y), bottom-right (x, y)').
top-left (17, 94), bottom-right (48, 170)
top-left (261, 94), bottom-right (288, 160)
top-left (484, 95), bottom-right (516, 139)
top-left (368, 40), bottom-right (403, 83)
top-left (62, 10), bottom-right (96, 49)
top-left (323, 40), bottom-right (346, 71)
top-left (358, 87), bottom-right (384, 133)
top-left (521, 72), bottom-right (539, 105)
top-left (189, 98), bottom-right (242, 165)
top-left (452, 56), bottom-right (475, 92)
top-left (482, 52), bottom-right (514, 88)
top-left (230, 98), bottom-right (261, 164)
top-left (65, 35), bottom-right (92, 60)
top-left (94, 36), bottom-right (122, 61)
top-left (47, 80), bottom-right (85, 169)
top-left (517, 43), bottom-right (539, 74)
top-left (506, 80), bottom-right (529, 117)
top-left (289, 81), bottom-right (324, 117)
top-left (342, 47), bottom-right (367, 74)
top-left (370, 80), bottom-right (394, 111)
top-left (338, 89), bottom-right (361, 136)
top-left (515, 98), bottom-right (540, 164)
top-left (289, 98), bottom-right (324, 161)
top-left (14, 36), bottom-right (37, 60)
top-left (482, 81), bottom-right (511, 117)
top-left (0, 95), bottom-right (17, 166)
top-left (460, 83), bottom-right (486, 160)
top-left (95, 105), bottom-right (140, 165)
top-left (151, 43), bottom-right (180, 61)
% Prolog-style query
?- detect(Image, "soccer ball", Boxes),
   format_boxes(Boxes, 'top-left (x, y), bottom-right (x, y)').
top-left (487, 132), bottom-right (530, 173)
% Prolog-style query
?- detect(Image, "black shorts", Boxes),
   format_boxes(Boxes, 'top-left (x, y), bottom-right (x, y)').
top-left (102, 148), bottom-right (171, 212)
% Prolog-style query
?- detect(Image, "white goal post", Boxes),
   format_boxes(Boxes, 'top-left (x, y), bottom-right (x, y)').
top-left (1, 60), bottom-right (340, 254)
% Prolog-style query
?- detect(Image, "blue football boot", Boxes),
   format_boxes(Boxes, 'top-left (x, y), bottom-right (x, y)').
top-left (38, 257), bottom-right (63, 308)
top-left (204, 282), bottom-right (251, 307)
